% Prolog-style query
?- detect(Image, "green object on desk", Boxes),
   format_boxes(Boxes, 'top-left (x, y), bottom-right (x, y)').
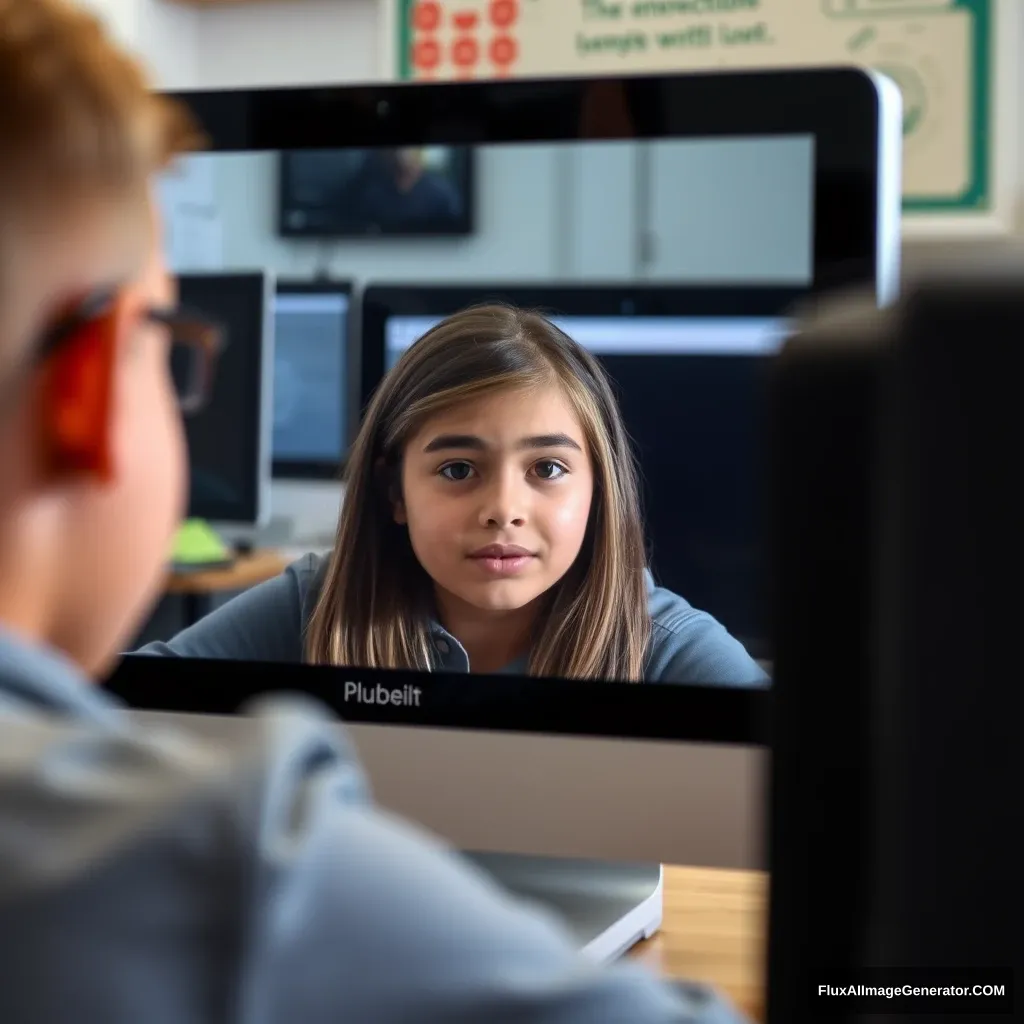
top-left (171, 519), bottom-right (233, 572)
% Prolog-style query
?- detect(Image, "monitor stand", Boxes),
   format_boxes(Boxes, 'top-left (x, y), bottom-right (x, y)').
top-left (171, 519), bottom-right (235, 573)
top-left (462, 852), bottom-right (663, 962)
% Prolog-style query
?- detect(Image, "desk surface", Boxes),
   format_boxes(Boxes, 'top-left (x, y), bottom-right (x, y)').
top-left (165, 551), bottom-right (288, 595)
top-left (631, 866), bottom-right (767, 1023)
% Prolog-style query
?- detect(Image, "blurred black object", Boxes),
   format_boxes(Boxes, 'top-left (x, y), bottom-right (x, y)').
top-left (767, 274), bottom-right (1023, 1023)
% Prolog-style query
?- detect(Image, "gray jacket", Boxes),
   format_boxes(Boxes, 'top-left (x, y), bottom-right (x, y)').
top-left (0, 626), bottom-right (749, 1023)
top-left (141, 554), bottom-right (768, 686)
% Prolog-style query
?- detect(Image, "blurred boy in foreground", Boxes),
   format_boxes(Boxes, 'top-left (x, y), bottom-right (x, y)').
top-left (0, 2), bottom-right (746, 1021)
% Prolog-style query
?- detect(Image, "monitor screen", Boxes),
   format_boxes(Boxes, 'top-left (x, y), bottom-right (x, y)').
top-left (151, 66), bottom-right (894, 704)
top-left (160, 129), bottom-right (817, 672)
top-left (376, 294), bottom-right (794, 660)
top-left (175, 272), bottom-right (271, 525)
top-left (272, 283), bottom-right (352, 479)
top-left (279, 147), bottom-right (474, 238)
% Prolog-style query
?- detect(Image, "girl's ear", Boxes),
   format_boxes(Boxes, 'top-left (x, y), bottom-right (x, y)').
top-left (391, 469), bottom-right (407, 524)
top-left (375, 455), bottom-right (407, 524)
top-left (39, 296), bottom-right (129, 486)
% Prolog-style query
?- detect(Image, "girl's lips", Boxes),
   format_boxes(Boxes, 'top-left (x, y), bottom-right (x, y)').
top-left (469, 544), bottom-right (534, 558)
top-left (469, 554), bottom-right (535, 577)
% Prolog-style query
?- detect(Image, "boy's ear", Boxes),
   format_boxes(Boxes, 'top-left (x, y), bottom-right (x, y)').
top-left (39, 301), bottom-right (124, 486)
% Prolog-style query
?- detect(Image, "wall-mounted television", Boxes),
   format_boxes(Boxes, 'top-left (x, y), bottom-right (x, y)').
top-left (278, 147), bottom-right (474, 239)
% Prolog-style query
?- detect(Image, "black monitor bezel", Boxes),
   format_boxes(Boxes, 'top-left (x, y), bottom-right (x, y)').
top-left (166, 65), bottom-right (881, 301)
top-left (271, 278), bottom-right (355, 482)
top-left (109, 656), bottom-right (769, 745)
top-left (177, 270), bottom-right (268, 525)
top-left (152, 68), bottom-right (883, 745)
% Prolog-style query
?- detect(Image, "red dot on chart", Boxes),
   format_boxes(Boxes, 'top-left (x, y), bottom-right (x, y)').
top-left (413, 38), bottom-right (442, 70)
top-left (452, 36), bottom-right (480, 68)
top-left (490, 0), bottom-right (518, 28)
top-left (453, 10), bottom-right (479, 31)
top-left (413, 1), bottom-right (442, 33)
top-left (490, 34), bottom-right (517, 67)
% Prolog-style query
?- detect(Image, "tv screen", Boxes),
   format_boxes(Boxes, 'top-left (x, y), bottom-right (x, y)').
top-left (279, 147), bottom-right (474, 238)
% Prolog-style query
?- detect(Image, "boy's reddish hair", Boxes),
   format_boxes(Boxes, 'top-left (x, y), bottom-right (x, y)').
top-left (0, 0), bottom-right (201, 366)
top-left (0, 0), bottom-right (200, 196)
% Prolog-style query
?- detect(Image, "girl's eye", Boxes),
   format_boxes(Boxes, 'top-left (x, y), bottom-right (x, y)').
top-left (533, 459), bottom-right (567, 481)
top-left (439, 461), bottom-right (475, 482)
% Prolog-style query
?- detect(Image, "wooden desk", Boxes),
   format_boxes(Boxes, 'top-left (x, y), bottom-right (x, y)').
top-left (630, 866), bottom-right (767, 1023)
top-left (165, 551), bottom-right (288, 627)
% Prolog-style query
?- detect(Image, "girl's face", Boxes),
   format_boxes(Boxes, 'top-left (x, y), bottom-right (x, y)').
top-left (397, 384), bottom-right (594, 617)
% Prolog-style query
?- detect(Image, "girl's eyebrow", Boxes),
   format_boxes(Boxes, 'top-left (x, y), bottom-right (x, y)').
top-left (518, 433), bottom-right (583, 452)
top-left (422, 432), bottom-right (583, 453)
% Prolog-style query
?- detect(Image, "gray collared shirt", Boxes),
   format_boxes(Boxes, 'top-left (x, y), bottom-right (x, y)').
top-left (140, 554), bottom-right (768, 687)
top-left (0, 625), bottom-right (749, 1023)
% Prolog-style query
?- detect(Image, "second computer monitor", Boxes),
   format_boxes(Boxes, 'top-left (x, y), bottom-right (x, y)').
top-left (362, 285), bottom-right (801, 660)
top-left (176, 271), bottom-right (274, 527)
top-left (272, 280), bottom-right (353, 480)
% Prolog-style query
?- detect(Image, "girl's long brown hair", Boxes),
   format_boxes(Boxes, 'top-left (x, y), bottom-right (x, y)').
top-left (305, 303), bottom-right (650, 681)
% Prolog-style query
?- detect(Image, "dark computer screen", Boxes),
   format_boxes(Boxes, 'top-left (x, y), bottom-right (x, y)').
top-left (377, 290), bottom-right (799, 659)
top-left (279, 147), bottom-right (474, 238)
top-left (272, 282), bottom-right (351, 479)
top-left (177, 272), bottom-right (270, 525)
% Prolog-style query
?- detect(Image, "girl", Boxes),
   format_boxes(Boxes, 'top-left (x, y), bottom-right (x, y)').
top-left (141, 304), bottom-right (767, 687)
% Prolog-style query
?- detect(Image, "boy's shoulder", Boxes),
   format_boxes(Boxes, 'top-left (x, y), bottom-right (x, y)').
top-left (0, 628), bottom-right (377, 1019)
top-left (0, 626), bottom-right (372, 914)
top-left (0, 623), bottom-right (371, 841)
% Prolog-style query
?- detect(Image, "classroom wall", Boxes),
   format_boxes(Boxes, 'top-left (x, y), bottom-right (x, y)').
top-left (78, 0), bottom-right (379, 91)
top-left (194, 0), bottom-right (380, 90)
top-left (78, 0), bottom-right (199, 88)
top-left (203, 138), bottom-right (812, 289)
top-left (212, 148), bottom-right (568, 285)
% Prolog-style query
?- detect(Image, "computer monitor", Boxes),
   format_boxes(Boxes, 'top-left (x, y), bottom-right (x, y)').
top-left (176, 272), bottom-right (274, 527)
top-left (271, 280), bottom-right (353, 481)
top-left (363, 285), bottom-right (800, 661)
top-left (112, 69), bottom-right (900, 971)
top-left (278, 148), bottom-right (474, 238)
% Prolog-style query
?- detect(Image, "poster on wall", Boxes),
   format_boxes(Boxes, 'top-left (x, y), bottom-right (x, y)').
top-left (380, 0), bottom-right (1018, 237)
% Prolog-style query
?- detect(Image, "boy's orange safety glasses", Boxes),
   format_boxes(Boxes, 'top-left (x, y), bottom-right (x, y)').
top-left (35, 286), bottom-right (225, 416)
